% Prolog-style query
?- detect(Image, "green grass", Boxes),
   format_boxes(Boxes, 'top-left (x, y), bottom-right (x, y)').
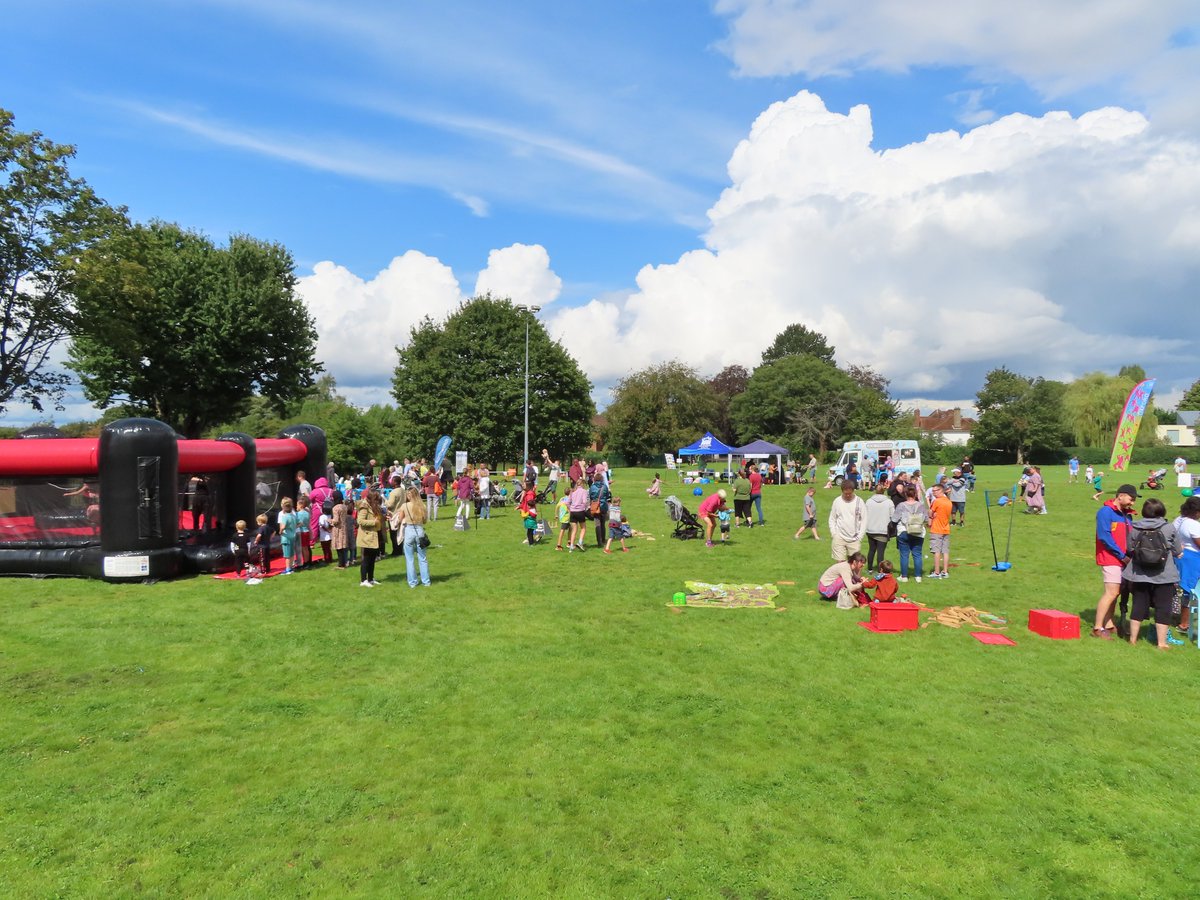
top-left (3, 466), bottom-right (1198, 897)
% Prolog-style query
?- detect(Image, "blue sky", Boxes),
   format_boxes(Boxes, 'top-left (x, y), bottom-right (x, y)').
top-left (3, 1), bottom-right (1199, 424)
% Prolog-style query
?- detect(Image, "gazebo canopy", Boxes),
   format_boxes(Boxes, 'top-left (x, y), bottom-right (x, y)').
top-left (677, 432), bottom-right (736, 456)
top-left (735, 439), bottom-right (790, 457)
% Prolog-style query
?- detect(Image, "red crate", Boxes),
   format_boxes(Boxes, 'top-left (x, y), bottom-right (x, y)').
top-left (1028, 609), bottom-right (1080, 639)
top-left (858, 601), bottom-right (920, 633)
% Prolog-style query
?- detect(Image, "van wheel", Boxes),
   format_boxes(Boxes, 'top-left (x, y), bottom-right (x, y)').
top-left (832, 475), bottom-right (843, 487)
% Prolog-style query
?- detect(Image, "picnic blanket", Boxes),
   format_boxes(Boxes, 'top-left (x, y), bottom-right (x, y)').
top-left (671, 581), bottom-right (779, 609)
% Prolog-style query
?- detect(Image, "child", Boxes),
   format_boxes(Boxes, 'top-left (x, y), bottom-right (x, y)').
top-left (554, 493), bottom-right (570, 550)
top-left (646, 473), bottom-right (662, 498)
top-left (277, 498), bottom-right (298, 575)
top-left (794, 487), bottom-right (820, 540)
top-left (252, 513), bottom-right (273, 574)
top-left (605, 502), bottom-right (632, 554)
top-left (230, 519), bottom-right (251, 575)
top-left (1085, 464), bottom-right (1095, 484)
top-left (862, 559), bottom-right (899, 602)
top-left (295, 495), bottom-right (312, 569)
top-left (523, 504), bottom-right (539, 546)
top-left (318, 503), bottom-right (333, 565)
top-left (718, 507), bottom-right (731, 543)
top-left (1091, 470), bottom-right (1106, 502)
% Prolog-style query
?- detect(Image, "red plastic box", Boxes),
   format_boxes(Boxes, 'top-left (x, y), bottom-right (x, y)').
top-left (1028, 609), bottom-right (1081, 639)
top-left (858, 601), bottom-right (920, 633)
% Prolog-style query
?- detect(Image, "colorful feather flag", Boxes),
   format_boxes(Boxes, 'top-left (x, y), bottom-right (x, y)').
top-left (1109, 378), bottom-right (1155, 471)
top-left (433, 435), bottom-right (452, 469)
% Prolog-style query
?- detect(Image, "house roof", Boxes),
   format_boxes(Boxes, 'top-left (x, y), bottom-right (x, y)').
top-left (912, 408), bottom-right (977, 432)
top-left (1178, 410), bottom-right (1199, 427)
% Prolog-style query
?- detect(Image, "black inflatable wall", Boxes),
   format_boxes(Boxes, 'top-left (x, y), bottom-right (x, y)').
top-left (98, 418), bottom-right (181, 581)
top-left (217, 432), bottom-right (257, 527)
top-left (280, 424), bottom-right (328, 499)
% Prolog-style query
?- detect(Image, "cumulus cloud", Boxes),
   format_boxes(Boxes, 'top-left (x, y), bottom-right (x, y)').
top-left (473, 243), bottom-right (563, 308)
top-left (715, 0), bottom-right (1200, 131)
top-left (543, 91), bottom-right (1200, 402)
top-left (297, 243), bottom-right (563, 402)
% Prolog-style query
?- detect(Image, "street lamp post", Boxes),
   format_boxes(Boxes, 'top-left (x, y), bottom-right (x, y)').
top-left (516, 304), bottom-right (541, 470)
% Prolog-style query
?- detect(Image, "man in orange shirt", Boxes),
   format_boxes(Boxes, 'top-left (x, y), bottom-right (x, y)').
top-left (927, 484), bottom-right (953, 578)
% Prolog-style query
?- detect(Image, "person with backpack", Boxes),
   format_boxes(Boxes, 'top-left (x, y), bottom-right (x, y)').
top-left (588, 473), bottom-right (613, 548)
top-left (1123, 497), bottom-right (1183, 649)
top-left (891, 484), bottom-right (929, 583)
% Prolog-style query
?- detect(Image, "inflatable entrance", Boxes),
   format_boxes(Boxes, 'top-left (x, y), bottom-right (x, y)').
top-left (0, 418), bottom-right (326, 581)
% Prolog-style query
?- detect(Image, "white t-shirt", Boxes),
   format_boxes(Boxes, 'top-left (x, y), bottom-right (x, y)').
top-left (1173, 515), bottom-right (1200, 553)
top-left (478, 476), bottom-right (491, 499)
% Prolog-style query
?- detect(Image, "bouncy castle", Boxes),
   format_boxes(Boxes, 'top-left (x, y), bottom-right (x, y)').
top-left (0, 418), bottom-right (325, 581)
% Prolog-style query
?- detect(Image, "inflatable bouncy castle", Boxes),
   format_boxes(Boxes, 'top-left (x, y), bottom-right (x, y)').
top-left (0, 419), bottom-right (326, 581)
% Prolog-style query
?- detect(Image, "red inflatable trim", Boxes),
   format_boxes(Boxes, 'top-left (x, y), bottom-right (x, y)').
top-left (178, 440), bottom-right (246, 473)
top-left (0, 438), bottom-right (100, 476)
top-left (255, 438), bottom-right (308, 467)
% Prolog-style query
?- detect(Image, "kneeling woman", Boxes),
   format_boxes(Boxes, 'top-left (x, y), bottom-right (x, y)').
top-left (817, 552), bottom-right (869, 609)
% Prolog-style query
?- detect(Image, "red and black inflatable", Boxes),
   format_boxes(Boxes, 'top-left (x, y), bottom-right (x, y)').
top-left (0, 418), bottom-right (325, 581)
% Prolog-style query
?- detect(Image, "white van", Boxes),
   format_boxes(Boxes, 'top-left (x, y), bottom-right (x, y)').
top-left (829, 440), bottom-right (921, 485)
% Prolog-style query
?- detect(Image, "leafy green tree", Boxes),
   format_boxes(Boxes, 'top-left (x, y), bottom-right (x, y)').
top-left (602, 361), bottom-right (719, 464)
top-left (0, 108), bottom-right (125, 415)
top-left (1181, 379), bottom-right (1200, 411)
top-left (708, 363), bottom-right (749, 447)
top-left (1117, 364), bottom-right (1146, 382)
top-left (392, 295), bottom-right (593, 465)
top-left (67, 221), bottom-right (319, 438)
top-left (1063, 372), bottom-right (1136, 447)
top-left (841, 365), bottom-right (901, 441)
top-left (761, 323), bottom-right (835, 365)
top-left (970, 367), bottom-right (1068, 463)
top-left (731, 355), bottom-right (860, 454)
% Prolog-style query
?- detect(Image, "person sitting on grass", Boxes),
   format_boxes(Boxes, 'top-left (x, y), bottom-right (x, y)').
top-left (697, 489), bottom-right (727, 547)
top-left (817, 552), bottom-right (869, 609)
top-left (862, 559), bottom-right (899, 602)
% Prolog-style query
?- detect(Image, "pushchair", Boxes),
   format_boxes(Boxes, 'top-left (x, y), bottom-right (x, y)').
top-left (664, 495), bottom-right (702, 540)
top-left (1141, 468), bottom-right (1168, 490)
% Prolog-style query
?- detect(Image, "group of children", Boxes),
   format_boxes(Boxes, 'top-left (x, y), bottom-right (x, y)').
top-left (228, 494), bottom-right (337, 579)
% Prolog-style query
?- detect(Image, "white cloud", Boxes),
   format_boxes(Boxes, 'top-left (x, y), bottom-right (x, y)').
top-left (298, 243), bottom-right (563, 395)
top-left (473, 244), bottom-right (562, 308)
top-left (715, 0), bottom-right (1200, 131)
top-left (545, 91), bottom-right (1200, 400)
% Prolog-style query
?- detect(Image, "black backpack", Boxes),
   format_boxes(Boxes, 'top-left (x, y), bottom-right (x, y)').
top-left (1131, 524), bottom-right (1170, 568)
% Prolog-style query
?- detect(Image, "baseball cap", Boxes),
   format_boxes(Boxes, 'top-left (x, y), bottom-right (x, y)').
top-left (1116, 483), bottom-right (1139, 498)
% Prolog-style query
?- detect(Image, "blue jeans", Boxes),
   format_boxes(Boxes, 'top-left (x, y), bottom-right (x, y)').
top-left (403, 525), bottom-right (430, 586)
top-left (480, 499), bottom-right (491, 519)
top-left (751, 493), bottom-right (764, 524)
top-left (896, 533), bottom-right (924, 577)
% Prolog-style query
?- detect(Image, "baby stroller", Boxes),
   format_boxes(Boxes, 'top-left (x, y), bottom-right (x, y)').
top-left (664, 495), bottom-right (702, 540)
top-left (1141, 468), bottom-right (1168, 490)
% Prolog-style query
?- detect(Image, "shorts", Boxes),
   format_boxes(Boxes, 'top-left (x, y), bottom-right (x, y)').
top-left (734, 498), bottom-right (751, 518)
top-left (280, 538), bottom-right (295, 558)
top-left (952, 501), bottom-right (965, 515)
top-left (569, 510), bottom-right (587, 524)
top-left (1100, 564), bottom-right (1124, 585)
top-left (928, 533), bottom-right (950, 554)
top-left (559, 521), bottom-right (570, 532)
top-left (1130, 581), bottom-right (1175, 625)
top-left (301, 532), bottom-right (312, 548)
top-left (804, 517), bottom-right (816, 528)
top-left (609, 523), bottom-right (624, 539)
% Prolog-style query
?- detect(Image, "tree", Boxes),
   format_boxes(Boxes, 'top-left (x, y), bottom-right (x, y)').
top-left (708, 363), bottom-right (749, 447)
top-left (971, 367), bottom-right (1068, 463)
top-left (731, 355), bottom-right (859, 454)
top-left (1181, 378), bottom-right (1200, 411)
top-left (0, 108), bottom-right (125, 415)
top-left (1063, 372), bottom-right (1135, 447)
top-left (68, 221), bottom-right (320, 437)
top-left (1117, 364), bottom-right (1146, 382)
top-left (603, 361), bottom-right (719, 464)
top-left (391, 295), bottom-right (593, 464)
top-left (761, 323), bottom-right (835, 365)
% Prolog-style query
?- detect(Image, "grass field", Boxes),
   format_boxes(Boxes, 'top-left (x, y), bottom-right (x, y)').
top-left (3, 465), bottom-right (1198, 897)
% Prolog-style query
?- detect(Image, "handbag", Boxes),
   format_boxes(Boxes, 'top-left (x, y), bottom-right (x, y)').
top-left (589, 499), bottom-right (601, 516)
top-left (418, 533), bottom-right (431, 549)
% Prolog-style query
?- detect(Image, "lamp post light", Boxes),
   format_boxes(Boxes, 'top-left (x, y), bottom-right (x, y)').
top-left (516, 304), bottom-right (541, 470)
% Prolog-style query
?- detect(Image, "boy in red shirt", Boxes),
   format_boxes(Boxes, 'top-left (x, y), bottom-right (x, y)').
top-left (862, 559), bottom-right (900, 602)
